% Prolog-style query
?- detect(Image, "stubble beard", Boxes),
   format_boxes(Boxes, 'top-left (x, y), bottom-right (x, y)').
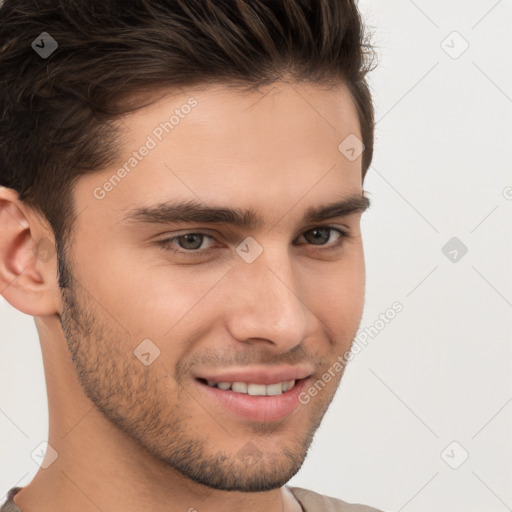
top-left (56, 253), bottom-right (343, 492)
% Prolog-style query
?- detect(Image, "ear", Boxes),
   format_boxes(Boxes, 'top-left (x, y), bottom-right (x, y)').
top-left (0, 186), bottom-right (62, 316)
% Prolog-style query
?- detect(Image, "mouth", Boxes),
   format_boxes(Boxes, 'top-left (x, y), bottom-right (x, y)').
top-left (194, 375), bottom-right (311, 423)
top-left (197, 378), bottom-right (298, 396)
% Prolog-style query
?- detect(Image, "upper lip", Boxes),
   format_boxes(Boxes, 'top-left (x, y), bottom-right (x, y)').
top-left (195, 365), bottom-right (313, 385)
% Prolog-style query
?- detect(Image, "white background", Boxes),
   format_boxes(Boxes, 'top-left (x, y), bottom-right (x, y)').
top-left (1, 1), bottom-right (511, 511)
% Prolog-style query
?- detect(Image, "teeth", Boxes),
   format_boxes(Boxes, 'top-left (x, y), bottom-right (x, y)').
top-left (282, 380), bottom-right (295, 392)
top-left (231, 382), bottom-right (248, 393)
top-left (247, 383), bottom-right (267, 396)
top-left (205, 379), bottom-right (296, 396)
top-left (266, 382), bottom-right (284, 396)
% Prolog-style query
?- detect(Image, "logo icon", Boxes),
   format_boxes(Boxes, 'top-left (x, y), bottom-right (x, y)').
top-left (441, 31), bottom-right (469, 60)
top-left (31, 441), bottom-right (59, 469)
top-left (442, 237), bottom-right (468, 263)
top-left (441, 441), bottom-right (469, 469)
top-left (32, 237), bottom-right (56, 263)
top-left (134, 338), bottom-right (161, 366)
top-left (31, 32), bottom-right (58, 59)
top-left (338, 134), bottom-right (365, 162)
top-left (236, 237), bottom-right (263, 263)
top-left (236, 442), bottom-right (263, 466)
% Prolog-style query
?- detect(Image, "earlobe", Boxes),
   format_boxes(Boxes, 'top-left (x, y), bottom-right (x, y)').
top-left (0, 187), bottom-right (61, 317)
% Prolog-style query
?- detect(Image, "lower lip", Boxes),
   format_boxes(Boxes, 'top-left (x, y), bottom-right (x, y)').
top-left (196, 378), bottom-right (310, 423)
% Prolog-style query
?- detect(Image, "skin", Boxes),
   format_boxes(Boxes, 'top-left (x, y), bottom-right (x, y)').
top-left (0, 78), bottom-right (367, 512)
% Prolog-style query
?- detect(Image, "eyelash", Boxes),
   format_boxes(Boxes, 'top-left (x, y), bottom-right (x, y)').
top-left (156, 226), bottom-right (351, 258)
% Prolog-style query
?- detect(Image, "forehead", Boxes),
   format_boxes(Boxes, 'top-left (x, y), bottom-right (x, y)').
top-left (75, 80), bottom-right (364, 229)
top-left (119, 80), bottom-right (361, 147)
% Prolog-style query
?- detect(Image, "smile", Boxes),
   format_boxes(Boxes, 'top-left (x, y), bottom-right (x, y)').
top-left (202, 379), bottom-right (296, 396)
top-left (195, 376), bottom-right (310, 422)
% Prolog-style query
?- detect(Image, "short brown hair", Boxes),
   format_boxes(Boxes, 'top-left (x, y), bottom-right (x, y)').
top-left (0, 0), bottom-right (376, 279)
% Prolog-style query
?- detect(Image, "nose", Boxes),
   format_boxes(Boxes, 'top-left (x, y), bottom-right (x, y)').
top-left (225, 246), bottom-right (312, 352)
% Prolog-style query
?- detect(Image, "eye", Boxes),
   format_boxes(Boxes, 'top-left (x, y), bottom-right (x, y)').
top-left (156, 226), bottom-right (350, 257)
top-left (157, 232), bottom-right (217, 256)
top-left (296, 227), bottom-right (348, 248)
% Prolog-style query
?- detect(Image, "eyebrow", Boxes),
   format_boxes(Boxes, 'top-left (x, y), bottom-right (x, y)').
top-left (122, 193), bottom-right (370, 230)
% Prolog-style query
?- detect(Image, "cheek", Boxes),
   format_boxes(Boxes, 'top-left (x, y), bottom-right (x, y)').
top-left (75, 233), bottom-right (229, 339)
top-left (307, 247), bottom-right (365, 338)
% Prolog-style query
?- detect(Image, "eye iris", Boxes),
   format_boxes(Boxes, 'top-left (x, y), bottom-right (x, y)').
top-left (179, 234), bottom-right (203, 250)
top-left (307, 228), bottom-right (330, 245)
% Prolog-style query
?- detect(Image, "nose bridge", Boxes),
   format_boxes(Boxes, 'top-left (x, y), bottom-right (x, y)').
top-left (226, 243), bottom-right (310, 348)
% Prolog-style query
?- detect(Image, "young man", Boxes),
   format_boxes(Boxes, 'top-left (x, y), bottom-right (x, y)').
top-left (0, 1), bottom-right (384, 511)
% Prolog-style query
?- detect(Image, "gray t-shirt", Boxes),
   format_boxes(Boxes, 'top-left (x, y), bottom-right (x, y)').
top-left (1, 485), bottom-right (385, 512)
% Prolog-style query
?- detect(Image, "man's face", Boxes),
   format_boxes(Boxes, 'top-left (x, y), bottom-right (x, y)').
top-left (58, 80), bottom-right (367, 492)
